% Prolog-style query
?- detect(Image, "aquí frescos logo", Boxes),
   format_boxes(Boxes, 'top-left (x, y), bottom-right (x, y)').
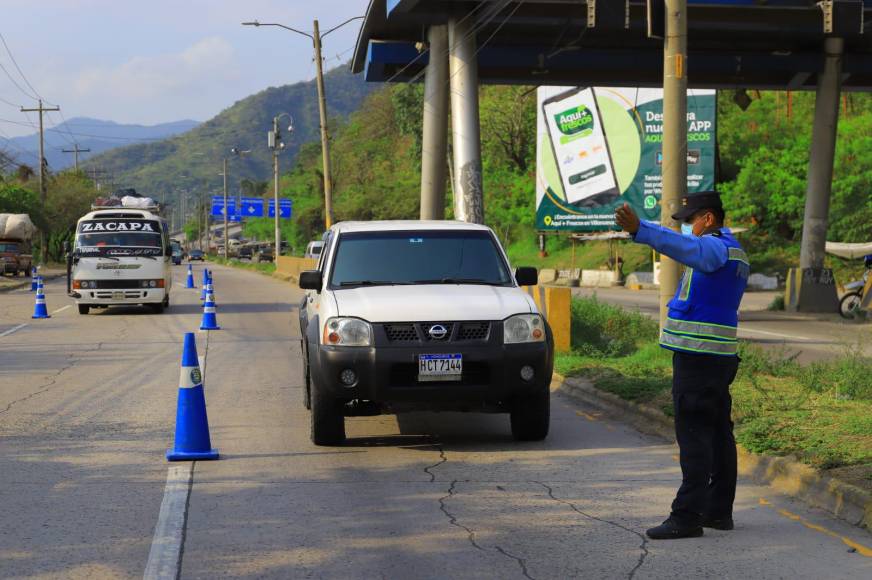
top-left (190, 368), bottom-right (202, 385)
top-left (555, 105), bottom-right (594, 138)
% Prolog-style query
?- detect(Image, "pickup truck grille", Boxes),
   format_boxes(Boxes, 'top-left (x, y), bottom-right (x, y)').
top-left (381, 322), bottom-right (491, 343)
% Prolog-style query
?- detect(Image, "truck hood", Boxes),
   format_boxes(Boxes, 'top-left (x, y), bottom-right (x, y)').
top-left (331, 284), bottom-right (535, 322)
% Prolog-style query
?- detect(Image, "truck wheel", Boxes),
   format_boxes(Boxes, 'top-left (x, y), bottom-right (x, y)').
top-left (78, 304), bottom-right (90, 315)
top-left (310, 377), bottom-right (345, 446)
top-left (510, 389), bottom-right (550, 441)
top-left (162, 295), bottom-right (170, 308)
top-left (150, 303), bottom-right (165, 314)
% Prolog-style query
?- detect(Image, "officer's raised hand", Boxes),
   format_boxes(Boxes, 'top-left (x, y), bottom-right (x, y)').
top-left (615, 203), bottom-right (640, 234)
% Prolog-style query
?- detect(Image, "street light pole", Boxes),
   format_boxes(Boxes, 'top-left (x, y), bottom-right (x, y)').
top-left (311, 19), bottom-right (334, 229)
top-left (242, 16), bottom-right (362, 231)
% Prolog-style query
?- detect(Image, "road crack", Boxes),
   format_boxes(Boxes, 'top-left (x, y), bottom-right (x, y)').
top-left (423, 444), bottom-right (447, 482)
top-left (438, 480), bottom-right (535, 580)
top-left (534, 481), bottom-right (649, 580)
top-left (0, 352), bottom-right (77, 416)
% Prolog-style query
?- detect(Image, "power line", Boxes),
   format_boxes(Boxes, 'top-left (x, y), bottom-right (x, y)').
top-left (0, 31), bottom-right (47, 103)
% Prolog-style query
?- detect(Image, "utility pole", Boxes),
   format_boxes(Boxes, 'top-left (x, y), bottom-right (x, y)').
top-left (21, 99), bottom-right (60, 263)
top-left (658, 0), bottom-right (688, 328)
top-left (61, 143), bottom-right (90, 172)
top-left (269, 113), bottom-right (293, 257)
top-left (312, 19), bottom-right (334, 229)
top-left (223, 158), bottom-right (229, 260)
top-left (242, 17), bottom-right (363, 230)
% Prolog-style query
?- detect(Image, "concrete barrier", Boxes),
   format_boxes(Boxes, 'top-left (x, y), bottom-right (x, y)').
top-left (274, 256), bottom-right (318, 283)
top-left (579, 270), bottom-right (620, 288)
top-left (524, 285), bottom-right (571, 353)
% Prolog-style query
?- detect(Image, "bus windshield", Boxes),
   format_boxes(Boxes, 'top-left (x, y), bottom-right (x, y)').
top-left (75, 219), bottom-right (163, 256)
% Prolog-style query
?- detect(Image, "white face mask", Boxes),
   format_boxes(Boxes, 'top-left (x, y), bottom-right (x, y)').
top-left (681, 223), bottom-right (695, 237)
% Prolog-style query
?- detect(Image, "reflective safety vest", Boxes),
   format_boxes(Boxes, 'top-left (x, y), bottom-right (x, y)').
top-left (660, 230), bottom-right (749, 356)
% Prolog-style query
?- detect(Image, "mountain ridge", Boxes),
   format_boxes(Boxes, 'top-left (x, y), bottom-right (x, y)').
top-left (78, 64), bottom-right (377, 205)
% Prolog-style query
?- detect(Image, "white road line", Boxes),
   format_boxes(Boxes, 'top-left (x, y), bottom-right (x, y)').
top-left (143, 463), bottom-right (194, 580)
top-left (740, 327), bottom-right (814, 341)
top-left (0, 323), bottom-right (27, 338)
top-left (51, 305), bottom-right (71, 315)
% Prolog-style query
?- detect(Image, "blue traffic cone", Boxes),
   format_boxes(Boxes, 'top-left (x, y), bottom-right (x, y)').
top-left (201, 268), bottom-right (209, 288)
top-left (199, 292), bottom-right (220, 330)
top-left (199, 279), bottom-right (207, 301)
top-left (185, 264), bottom-right (196, 289)
top-left (166, 333), bottom-right (218, 461)
top-left (29, 267), bottom-right (38, 292)
top-left (32, 277), bottom-right (50, 319)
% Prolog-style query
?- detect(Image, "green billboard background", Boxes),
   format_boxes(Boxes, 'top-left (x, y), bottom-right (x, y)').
top-left (536, 87), bottom-right (717, 231)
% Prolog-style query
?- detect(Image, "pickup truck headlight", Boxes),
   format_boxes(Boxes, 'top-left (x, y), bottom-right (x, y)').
top-left (323, 317), bottom-right (372, 347)
top-left (503, 314), bottom-right (545, 344)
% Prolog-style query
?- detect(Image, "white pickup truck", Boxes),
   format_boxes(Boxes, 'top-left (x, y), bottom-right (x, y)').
top-left (298, 220), bottom-right (553, 445)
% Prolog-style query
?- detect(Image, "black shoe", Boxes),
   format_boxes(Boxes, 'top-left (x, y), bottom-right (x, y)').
top-left (646, 518), bottom-right (704, 540)
top-left (701, 516), bottom-right (734, 530)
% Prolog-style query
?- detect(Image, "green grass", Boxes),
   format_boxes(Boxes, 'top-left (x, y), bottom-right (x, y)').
top-left (557, 296), bottom-right (872, 479)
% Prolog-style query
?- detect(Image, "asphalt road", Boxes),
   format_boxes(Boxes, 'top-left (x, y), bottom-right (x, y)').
top-left (572, 287), bottom-right (872, 363)
top-left (1, 265), bottom-right (870, 579)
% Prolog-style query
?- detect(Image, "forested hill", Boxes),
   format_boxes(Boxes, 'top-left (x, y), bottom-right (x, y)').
top-left (82, 65), bottom-right (377, 203)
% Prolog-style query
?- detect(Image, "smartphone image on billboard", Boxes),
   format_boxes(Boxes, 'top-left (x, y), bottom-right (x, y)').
top-left (542, 87), bottom-right (620, 208)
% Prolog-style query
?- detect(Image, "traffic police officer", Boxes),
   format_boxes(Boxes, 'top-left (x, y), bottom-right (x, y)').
top-left (615, 191), bottom-right (749, 540)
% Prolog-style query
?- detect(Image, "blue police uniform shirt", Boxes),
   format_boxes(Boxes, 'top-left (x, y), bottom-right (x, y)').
top-left (633, 221), bottom-right (750, 356)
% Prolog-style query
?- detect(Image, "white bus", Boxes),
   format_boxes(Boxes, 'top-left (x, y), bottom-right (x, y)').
top-left (67, 206), bottom-right (173, 315)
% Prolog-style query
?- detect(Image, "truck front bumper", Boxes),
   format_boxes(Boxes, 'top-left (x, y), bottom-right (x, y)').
top-left (310, 331), bottom-right (553, 412)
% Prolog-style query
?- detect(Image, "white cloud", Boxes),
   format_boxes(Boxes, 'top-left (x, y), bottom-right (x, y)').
top-left (72, 36), bottom-right (238, 101)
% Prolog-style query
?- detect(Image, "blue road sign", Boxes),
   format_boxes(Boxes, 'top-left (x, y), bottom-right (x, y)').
top-left (268, 198), bottom-right (293, 219)
top-left (241, 197), bottom-right (265, 217)
top-left (211, 196), bottom-right (237, 218)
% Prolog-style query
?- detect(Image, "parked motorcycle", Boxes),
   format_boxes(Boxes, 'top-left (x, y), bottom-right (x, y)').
top-left (839, 254), bottom-right (872, 319)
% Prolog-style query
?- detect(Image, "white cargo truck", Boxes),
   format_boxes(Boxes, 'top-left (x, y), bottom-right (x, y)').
top-left (67, 203), bottom-right (173, 315)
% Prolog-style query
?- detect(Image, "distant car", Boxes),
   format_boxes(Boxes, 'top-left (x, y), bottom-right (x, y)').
top-left (189, 249), bottom-right (205, 262)
top-left (238, 246), bottom-right (253, 260)
top-left (255, 246), bottom-right (274, 263)
top-left (304, 241), bottom-right (325, 260)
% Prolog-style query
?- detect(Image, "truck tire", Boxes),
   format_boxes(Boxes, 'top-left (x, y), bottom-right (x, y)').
top-left (150, 302), bottom-right (165, 314)
top-left (78, 304), bottom-right (90, 315)
top-left (510, 389), bottom-right (550, 441)
top-left (310, 376), bottom-right (345, 446)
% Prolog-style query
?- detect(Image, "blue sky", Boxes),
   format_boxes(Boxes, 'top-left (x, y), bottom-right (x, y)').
top-left (0, 0), bottom-right (367, 137)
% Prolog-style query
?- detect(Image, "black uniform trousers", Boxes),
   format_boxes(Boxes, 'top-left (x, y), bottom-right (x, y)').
top-left (669, 350), bottom-right (740, 526)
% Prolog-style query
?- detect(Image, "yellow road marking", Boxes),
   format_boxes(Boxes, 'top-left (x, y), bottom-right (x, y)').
top-left (575, 411), bottom-right (599, 422)
top-left (758, 498), bottom-right (872, 557)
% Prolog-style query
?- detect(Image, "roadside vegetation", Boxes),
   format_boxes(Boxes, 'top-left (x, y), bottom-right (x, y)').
top-left (207, 256), bottom-right (276, 276)
top-left (557, 296), bottom-right (872, 489)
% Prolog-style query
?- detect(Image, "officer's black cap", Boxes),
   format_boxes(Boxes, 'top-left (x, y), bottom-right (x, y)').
top-left (671, 190), bottom-right (723, 221)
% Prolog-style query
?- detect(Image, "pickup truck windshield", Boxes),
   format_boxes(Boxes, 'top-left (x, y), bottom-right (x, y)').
top-left (330, 230), bottom-right (512, 288)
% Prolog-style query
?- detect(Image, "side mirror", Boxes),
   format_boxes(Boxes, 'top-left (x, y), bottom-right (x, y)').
top-left (299, 270), bottom-right (322, 291)
top-left (514, 267), bottom-right (538, 287)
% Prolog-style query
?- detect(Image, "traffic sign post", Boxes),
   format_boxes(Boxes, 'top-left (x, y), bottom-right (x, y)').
top-left (241, 197), bottom-right (265, 217)
top-left (211, 196), bottom-right (237, 218)
top-left (268, 198), bottom-right (293, 219)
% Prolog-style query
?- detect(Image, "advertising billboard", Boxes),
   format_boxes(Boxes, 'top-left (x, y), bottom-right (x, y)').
top-left (536, 87), bottom-right (716, 231)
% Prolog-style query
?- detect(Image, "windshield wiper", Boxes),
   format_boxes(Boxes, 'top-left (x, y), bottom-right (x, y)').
top-left (413, 278), bottom-right (501, 285)
top-left (338, 280), bottom-right (412, 287)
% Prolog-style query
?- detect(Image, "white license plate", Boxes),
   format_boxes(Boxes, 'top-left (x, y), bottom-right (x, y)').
top-left (418, 354), bottom-right (462, 382)
top-left (112, 291), bottom-right (124, 300)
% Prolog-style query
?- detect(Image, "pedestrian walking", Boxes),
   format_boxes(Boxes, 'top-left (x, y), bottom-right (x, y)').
top-left (615, 190), bottom-right (749, 540)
